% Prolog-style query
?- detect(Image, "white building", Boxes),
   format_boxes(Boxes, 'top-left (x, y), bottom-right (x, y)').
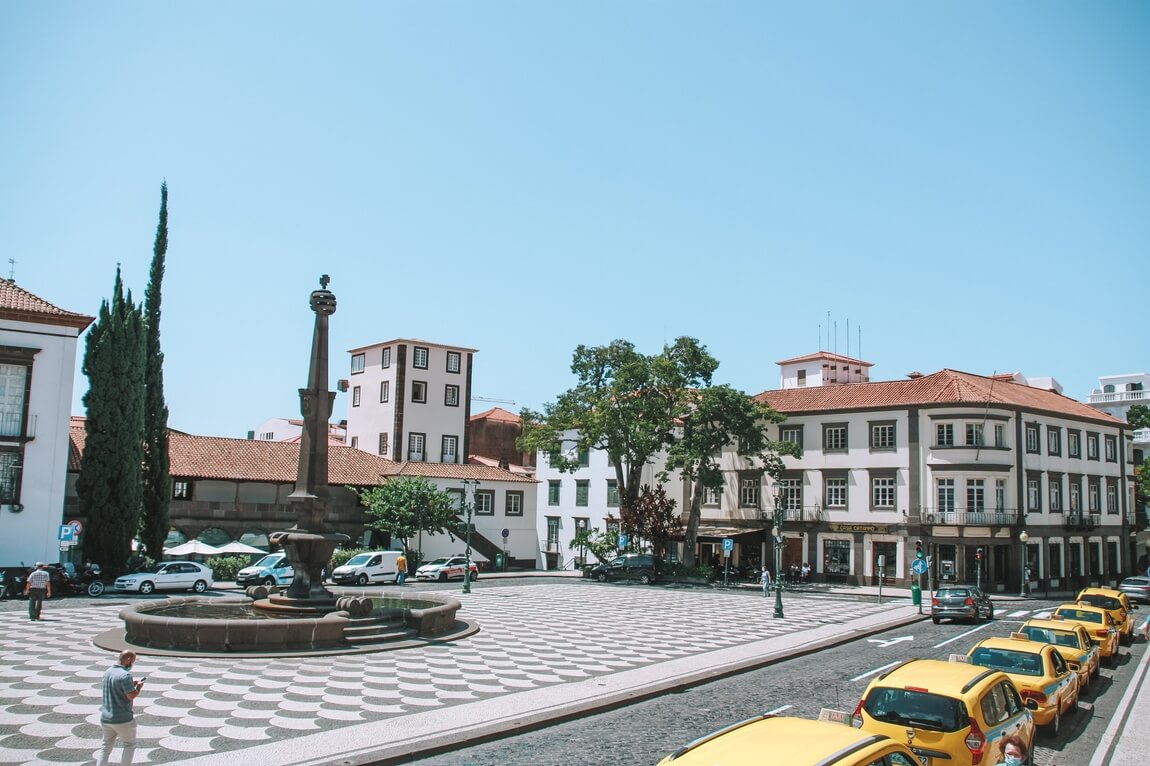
top-left (1087, 371), bottom-right (1149, 554)
top-left (248, 417), bottom-right (346, 445)
top-left (0, 280), bottom-right (93, 566)
top-left (343, 339), bottom-right (475, 464)
top-left (777, 351), bottom-right (873, 389)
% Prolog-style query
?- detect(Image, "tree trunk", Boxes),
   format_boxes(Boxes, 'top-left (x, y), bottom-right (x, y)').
top-left (683, 477), bottom-right (705, 567)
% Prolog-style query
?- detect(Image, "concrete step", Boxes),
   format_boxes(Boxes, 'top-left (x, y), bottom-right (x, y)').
top-left (343, 616), bottom-right (417, 644)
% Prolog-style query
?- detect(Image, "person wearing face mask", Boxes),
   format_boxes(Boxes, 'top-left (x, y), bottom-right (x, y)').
top-left (995, 734), bottom-right (1028, 766)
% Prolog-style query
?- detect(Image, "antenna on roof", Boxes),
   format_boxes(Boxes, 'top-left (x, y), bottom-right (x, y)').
top-left (472, 396), bottom-right (516, 406)
top-left (847, 318), bottom-right (850, 359)
top-left (7, 258), bottom-right (14, 282)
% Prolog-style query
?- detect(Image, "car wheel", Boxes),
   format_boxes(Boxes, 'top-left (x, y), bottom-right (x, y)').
top-left (139, 581), bottom-right (155, 595)
top-left (1067, 691), bottom-right (1079, 715)
top-left (987, 606), bottom-right (995, 620)
top-left (932, 616), bottom-right (940, 625)
top-left (87, 581), bottom-right (106, 597)
top-left (262, 576), bottom-right (275, 587)
top-left (1044, 706), bottom-right (1061, 737)
top-left (438, 572), bottom-right (447, 582)
top-left (357, 573), bottom-right (369, 586)
top-left (595, 572), bottom-right (607, 583)
top-left (192, 580), bottom-right (208, 593)
top-left (469, 570), bottom-right (477, 582)
top-left (639, 572), bottom-right (653, 585)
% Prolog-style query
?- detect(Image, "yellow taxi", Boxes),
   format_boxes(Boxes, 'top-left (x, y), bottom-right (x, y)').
top-left (1019, 617), bottom-right (1101, 691)
top-left (1075, 587), bottom-right (1136, 646)
top-left (1053, 602), bottom-right (1121, 666)
top-left (853, 658), bottom-right (1035, 766)
top-left (965, 634), bottom-right (1079, 736)
top-left (656, 714), bottom-right (922, 766)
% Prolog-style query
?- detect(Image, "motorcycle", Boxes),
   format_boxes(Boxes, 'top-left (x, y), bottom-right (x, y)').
top-left (56, 563), bottom-right (106, 597)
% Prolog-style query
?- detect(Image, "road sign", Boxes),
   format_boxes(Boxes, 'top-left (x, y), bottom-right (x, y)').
top-left (58, 525), bottom-right (76, 542)
top-left (722, 538), bottom-right (734, 552)
top-left (911, 558), bottom-right (928, 575)
top-left (617, 534), bottom-right (628, 549)
top-left (67, 519), bottom-right (84, 534)
top-left (501, 528), bottom-right (509, 539)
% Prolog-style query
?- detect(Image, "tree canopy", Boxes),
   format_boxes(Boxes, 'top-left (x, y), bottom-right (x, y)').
top-left (355, 475), bottom-right (460, 557)
top-left (140, 182), bottom-right (172, 561)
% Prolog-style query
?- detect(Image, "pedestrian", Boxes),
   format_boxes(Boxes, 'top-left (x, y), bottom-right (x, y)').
top-left (396, 551), bottom-right (408, 586)
top-left (993, 733), bottom-right (1027, 766)
top-left (24, 562), bottom-right (51, 620)
top-left (98, 650), bottom-right (144, 766)
top-left (760, 565), bottom-right (772, 596)
top-left (801, 562), bottom-right (811, 584)
top-left (1140, 610), bottom-right (1150, 642)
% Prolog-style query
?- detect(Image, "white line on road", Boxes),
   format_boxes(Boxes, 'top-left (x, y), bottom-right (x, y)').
top-left (1007, 610), bottom-right (1030, 618)
top-left (933, 623), bottom-right (990, 648)
top-left (851, 661), bottom-right (902, 683)
top-left (766, 704), bottom-right (793, 715)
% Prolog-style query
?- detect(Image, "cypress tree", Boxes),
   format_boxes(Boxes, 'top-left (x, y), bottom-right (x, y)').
top-left (77, 267), bottom-right (146, 572)
top-left (140, 183), bottom-right (172, 561)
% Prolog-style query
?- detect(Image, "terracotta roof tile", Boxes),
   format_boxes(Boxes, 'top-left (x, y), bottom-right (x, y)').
top-left (755, 369), bottom-right (1123, 425)
top-left (380, 461), bottom-right (537, 484)
top-left (0, 280), bottom-right (94, 330)
top-left (470, 407), bottom-right (520, 423)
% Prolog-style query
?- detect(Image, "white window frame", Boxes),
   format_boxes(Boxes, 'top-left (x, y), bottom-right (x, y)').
top-left (351, 353), bottom-right (365, 374)
top-left (446, 351), bottom-right (461, 373)
top-left (413, 346), bottom-right (429, 369)
top-left (411, 381), bottom-right (427, 404)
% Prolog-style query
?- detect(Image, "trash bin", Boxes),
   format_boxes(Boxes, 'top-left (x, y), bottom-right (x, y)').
top-left (495, 553), bottom-right (504, 571)
top-left (911, 583), bottom-right (922, 606)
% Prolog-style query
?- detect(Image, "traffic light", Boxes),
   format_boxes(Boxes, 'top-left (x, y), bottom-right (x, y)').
top-left (915, 540), bottom-right (924, 559)
top-left (975, 547), bottom-right (983, 561)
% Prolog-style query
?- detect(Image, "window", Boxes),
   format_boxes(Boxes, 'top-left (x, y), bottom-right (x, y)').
top-left (413, 346), bottom-right (429, 369)
top-left (412, 381), bottom-right (427, 403)
top-left (703, 485), bottom-right (721, 506)
top-left (1049, 476), bottom-right (1062, 512)
top-left (447, 488), bottom-right (464, 511)
top-left (966, 479), bottom-right (985, 512)
top-left (548, 480), bottom-right (561, 506)
top-left (1048, 542), bottom-right (1063, 578)
top-left (446, 351), bottom-right (461, 373)
top-left (1104, 435), bottom-right (1117, 462)
top-left (936, 423), bottom-right (955, 447)
top-left (379, 380), bottom-right (390, 403)
top-left (870, 422), bottom-right (895, 450)
top-left (965, 423), bottom-right (984, 447)
top-left (1068, 478), bottom-right (1081, 512)
top-left (351, 353), bottom-right (365, 374)
top-left (172, 480), bottom-right (191, 500)
top-left (825, 477), bottom-right (847, 509)
top-left (871, 476), bottom-right (896, 510)
top-left (577, 448), bottom-right (590, 467)
top-left (0, 363), bottom-right (29, 439)
top-left (606, 480), bottom-right (619, 507)
top-left (824, 539), bottom-right (850, 576)
top-left (937, 479), bottom-right (956, 513)
top-left (995, 479), bottom-right (1006, 511)
top-left (546, 517), bottom-right (560, 550)
top-left (1088, 480), bottom-right (1100, 513)
top-left (1068, 431), bottom-right (1081, 458)
top-left (739, 474), bottom-right (761, 508)
top-left (408, 433), bottom-right (425, 461)
top-left (797, 369), bottom-right (807, 387)
top-left (1027, 477), bottom-right (1040, 511)
top-left (350, 436), bottom-right (359, 449)
top-left (381, 347), bottom-right (391, 368)
top-left (994, 423), bottom-right (1006, 448)
top-left (445, 384), bottom-right (459, 407)
top-left (576, 480), bottom-right (589, 507)
top-left (780, 426), bottom-right (804, 450)
top-left (1107, 481), bottom-right (1118, 515)
top-left (378, 432), bottom-right (389, 457)
top-left (1047, 427), bottom-right (1061, 456)
top-left (505, 491), bottom-right (523, 516)
top-left (441, 435), bottom-right (458, 464)
top-left (351, 385), bottom-right (361, 407)
top-left (475, 491), bottom-right (494, 515)
top-left (823, 423), bottom-right (848, 452)
top-left (779, 477), bottom-right (802, 512)
top-left (1086, 433), bottom-right (1100, 460)
top-left (1026, 424), bottom-right (1040, 453)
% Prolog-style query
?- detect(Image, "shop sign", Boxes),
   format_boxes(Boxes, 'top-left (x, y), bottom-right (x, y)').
top-left (828, 523), bottom-right (892, 534)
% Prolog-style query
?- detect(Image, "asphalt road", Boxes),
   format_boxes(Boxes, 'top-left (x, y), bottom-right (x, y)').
top-left (399, 594), bottom-right (1146, 766)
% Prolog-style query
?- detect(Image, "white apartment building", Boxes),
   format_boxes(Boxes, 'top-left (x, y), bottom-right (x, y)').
top-left (343, 339), bottom-right (475, 464)
top-left (0, 280), bottom-right (93, 566)
top-left (247, 417), bottom-right (347, 444)
top-left (1088, 372), bottom-right (1149, 452)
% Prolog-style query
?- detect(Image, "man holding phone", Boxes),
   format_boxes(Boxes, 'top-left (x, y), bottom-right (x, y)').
top-left (97, 650), bottom-right (143, 766)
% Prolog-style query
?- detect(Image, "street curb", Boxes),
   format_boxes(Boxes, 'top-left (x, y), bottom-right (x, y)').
top-left (1088, 637), bottom-right (1150, 766)
top-left (174, 606), bottom-right (926, 766)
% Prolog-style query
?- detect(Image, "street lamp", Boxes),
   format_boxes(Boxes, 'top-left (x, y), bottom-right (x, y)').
top-left (461, 479), bottom-right (479, 595)
top-left (773, 495), bottom-right (785, 619)
top-left (1018, 529), bottom-right (1030, 598)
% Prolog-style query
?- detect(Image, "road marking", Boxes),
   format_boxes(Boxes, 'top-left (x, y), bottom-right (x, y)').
top-left (851, 660), bottom-right (902, 683)
top-left (1031, 610), bottom-right (1052, 619)
top-left (866, 636), bottom-right (914, 648)
top-left (933, 623), bottom-right (990, 648)
top-left (1007, 610), bottom-right (1030, 618)
top-left (766, 704), bottom-right (793, 715)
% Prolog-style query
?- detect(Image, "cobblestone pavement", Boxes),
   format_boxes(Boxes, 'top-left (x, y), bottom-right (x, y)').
top-left (0, 583), bottom-right (908, 765)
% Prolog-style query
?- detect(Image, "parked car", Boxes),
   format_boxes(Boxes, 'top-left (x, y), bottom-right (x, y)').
top-left (966, 634), bottom-right (1079, 736)
top-left (331, 550), bottom-right (402, 585)
top-left (1052, 602), bottom-right (1121, 666)
top-left (1118, 576), bottom-right (1150, 605)
top-left (236, 553), bottom-right (294, 587)
top-left (589, 553), bottom-right (656, 584)
top-left (415, 556), bottom-right (478, 582)
top-left (113, 561), bottom-right (214, 595)
top-left (931, 584), bottom-right (994, 624)
top-left (1075, 587), bottom-right (1136, 645)
top-left (1019, 617), bottom-right (1101, 691)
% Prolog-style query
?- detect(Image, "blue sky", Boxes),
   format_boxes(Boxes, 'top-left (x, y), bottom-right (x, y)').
top-left (3, 2), bottom-right (1147, 438)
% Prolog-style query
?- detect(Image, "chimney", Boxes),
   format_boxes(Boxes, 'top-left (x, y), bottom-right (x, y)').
top-left (907, 371), bottom-right (923, 379)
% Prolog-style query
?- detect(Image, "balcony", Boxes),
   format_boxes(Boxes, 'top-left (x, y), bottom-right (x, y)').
top-left (760, 505), bottom-right (824, 525)
top-left (922, 507), bottom-right (1022, 527)
top-left (1063, 513), bottom-right (1101, 530)
top-left (1088, 389), bottom-right (1147, 405)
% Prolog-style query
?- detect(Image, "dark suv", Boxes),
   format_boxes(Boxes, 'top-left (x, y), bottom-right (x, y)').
top-left (590, 554), bottom-right (656, 584)
top-left (931, 584), bottom-right (994, 624)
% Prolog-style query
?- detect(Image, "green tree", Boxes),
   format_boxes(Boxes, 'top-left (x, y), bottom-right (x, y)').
top-left (663, 385), bottom-right (797, 566)
top-left (77, 267), bottom-right (146, 573)
top-left (355, 476), bottom-right (460, 558)
top-left (1125, 405), bottom-right (1150, 513)
top-left (568, 528), bottom-right (616, 565)
top-left (140, 182), bottom-right (172, 561)
top-left (518, 337), bottom-right (717, 541)
top-left (630, 484), bottom-right (682, 574)
top-left (1128, 404), bottom-right (1150, 431)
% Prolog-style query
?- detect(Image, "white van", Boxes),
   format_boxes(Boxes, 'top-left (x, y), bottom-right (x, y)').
top-left (331, 550), bottom-right (402, 585)
top-left (235, 553), bottom-right (294, 587)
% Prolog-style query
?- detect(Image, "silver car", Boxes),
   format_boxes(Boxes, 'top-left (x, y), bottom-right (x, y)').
top-left (113, 561), bottom-right (214, 595)
top-left (1119, 576), bottom-right (1150, 605)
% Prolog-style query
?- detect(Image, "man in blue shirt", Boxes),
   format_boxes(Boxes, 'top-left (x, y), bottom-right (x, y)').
top-left (98, 651), bottom-right (143, 766)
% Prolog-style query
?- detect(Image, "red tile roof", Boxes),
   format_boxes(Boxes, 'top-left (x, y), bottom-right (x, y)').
top-left (775, 351), bottom-right (873, 367)
top-left (470, 407), bottom-right (520, 423)
top-left (755, 369), bottom-right (1123, 425)
top-left (0, 280), bottom-right (94, 330)
top-left (381, 460), bottom-right (536, 484)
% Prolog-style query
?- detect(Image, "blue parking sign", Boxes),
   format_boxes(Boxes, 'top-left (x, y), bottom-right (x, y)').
top-left (617, 534), bottom-right (628, 549)
top-left (58, 525), bottom-right (76, 542)
top-left (722, 538), bottom-right (734, 552)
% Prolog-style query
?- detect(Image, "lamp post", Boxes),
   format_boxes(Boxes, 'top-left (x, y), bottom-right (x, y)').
top-left (1018, 529), bottom-right (1030, 598)
top-left (461, 479), bottom-right (479, 595)
top-left (773, 496), bottom-right (785, 619)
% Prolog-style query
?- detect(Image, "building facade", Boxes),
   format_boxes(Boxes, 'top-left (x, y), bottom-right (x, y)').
top-left (0, 281), bottom-right (93, 566)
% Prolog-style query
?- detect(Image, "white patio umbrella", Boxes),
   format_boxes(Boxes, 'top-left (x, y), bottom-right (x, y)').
top-left (213, 541), bottom-right (267, 556)
top-left (163, 540), bottom-right (223, 557)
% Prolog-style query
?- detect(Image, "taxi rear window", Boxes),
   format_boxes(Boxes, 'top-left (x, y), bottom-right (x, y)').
top-left (1079, 594), bottom-right (1122, 610)
top-left (863, 688), bottom-right (967, 732)
top-left (1057, 608), bottom-right (1102, 624)
top-left (969, 648), bottom-right (1043, 676)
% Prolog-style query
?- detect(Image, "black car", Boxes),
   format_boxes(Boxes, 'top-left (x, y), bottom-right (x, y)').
top-left (590, 554), bottom-right (657, 584)
top-left (931, 584), bottom-right (994, 624)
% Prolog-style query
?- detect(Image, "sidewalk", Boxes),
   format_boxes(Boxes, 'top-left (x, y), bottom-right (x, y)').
top-left (1089, 634), bottom-right (1150, 766)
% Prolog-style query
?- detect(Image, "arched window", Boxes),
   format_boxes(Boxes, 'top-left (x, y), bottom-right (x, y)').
top-left (238, 530), bottom-right (269, 550)
top-left (164, 528), bottom-right (188, 548)
top-left (197, 527), bottom-right (232, 546)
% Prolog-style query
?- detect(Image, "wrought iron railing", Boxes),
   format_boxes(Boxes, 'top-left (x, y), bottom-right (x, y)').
top-left (921, 508), bottom-right (1023, 526)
